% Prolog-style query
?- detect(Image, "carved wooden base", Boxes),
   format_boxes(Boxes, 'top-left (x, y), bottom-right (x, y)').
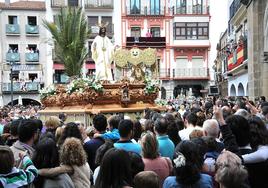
top-left (41, 82), bottom-right (158, 108)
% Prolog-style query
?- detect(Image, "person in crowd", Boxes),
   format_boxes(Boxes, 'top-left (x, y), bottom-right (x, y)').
top-left (215, 150), bottom-right (248, 188)
top-left (261, 106), bottom-right (268, 127)
top-left (10, 119), bottom-right (39, 166)
top-left (114, 119), bottom-right (142, 154)
top-left (202, 136), bottom-right (220, 176)
top-left (93, 141), bottom-right (114, 185)
top-left (164, 113), bottom-right (181, 146)
top-left (189, 129), bottom-right (203, 140)
top-left (5, 119), bottom-right (21, 146)
top-left (32, 137), bottom-right (74, 188)
top-left (141, 132), bottom-right (172, 187)
top-left (133, 171), bottom-right (159, 188)
top-left (84, 114), bottom-right (106, 171)
top-left (144, 119), bottom-right (155, 133)
top-left (179, 112), bottom-right (201, 140)
top-left (58, 113), bottom-right (67, 126)
top-left (215, 106), bottom-right (268, 188)
top-left (94, 115), bottom-right (121, 142)
top-left (178, 104), bottom-right (186, 117)
top-left (203, 119), bottom-right (224, 152)
top-left (77, 122), bottom-right (90, 143)
top-left (95, 148), bottom-right (133, 188)
top-left (42, 116), bottom-right (61, 139)
top-left (225, 115), bottom-right (252, 155)
top-left (163, 140), bottom-right (213, 188)
top-left (132, 119), bottom-right (143, 142)
top-left (242, 116), bottom-right (268, 163)
top-left (195, 110), bottom-right (206, 128)
top-left (234, 109), bottom-right (250, 120)
top-left (60, 137), bottom-right (91, 188)
top-left (154, 117), bottom-right (175, 160)
top-left (128, 151), bottom-right (145, 179)
top-left (57, 122), bottom-right (83, 146)
top-left (0, 145), bottom-right (38, 187)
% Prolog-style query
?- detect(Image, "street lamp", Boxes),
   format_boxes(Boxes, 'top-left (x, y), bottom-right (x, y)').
top-left (10, 61), bottom-right (15, 107)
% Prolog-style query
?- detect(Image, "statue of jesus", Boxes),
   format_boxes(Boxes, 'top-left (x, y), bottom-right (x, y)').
top-left (91, 25), bottom-right (114, 80)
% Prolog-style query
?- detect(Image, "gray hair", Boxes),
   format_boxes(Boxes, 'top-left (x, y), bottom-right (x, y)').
top-left (215, 151), bottom-right (248, 188)
top-left (234, 109), bottom-right (250, 120)
top-left (203, 119), bottom-right (219, 138)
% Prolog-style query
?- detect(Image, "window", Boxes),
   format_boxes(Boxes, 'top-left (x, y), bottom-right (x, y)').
top-left (8, 16), bottom-right (18, 24)
top-left (130, 0), bottom-right (140, 14)
top-left (150, 0), bottom-right (160, 15)
top-left (174, 22), bottom-right (209, 40)
top-left (8, 44), bottom-right (19, 53)
top-left (192, 0), bottom-right (203, 14)
top-left (27, 44), bottom-right (37, 52)
top-left (88, 16), bottom-right (99, 34)
top-left (131, 27), bottom-right (141, 37)
top-left (176, 0), bottom-right (186, 14)
top-left (68, 0), bottom-right (78, 6)
top-left (54, 70), bottom-right (69, 84)
top-left (151, 27), bottom-right (160, 37)
top-left (102, 16), bottom-right (113, 35)
top-left (28, 16), bottom-right (37, 26)
top-left (28, 73), bottom-right (38, 82)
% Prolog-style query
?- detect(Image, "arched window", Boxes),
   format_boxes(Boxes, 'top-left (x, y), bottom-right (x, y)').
top-left (238, 83), bottom-right (245, 96)
top-left (230, 84), bottom-right (236, 96)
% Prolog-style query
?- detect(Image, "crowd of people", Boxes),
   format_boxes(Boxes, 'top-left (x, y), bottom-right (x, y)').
top-left (0, 96), bottom-right (267, 188)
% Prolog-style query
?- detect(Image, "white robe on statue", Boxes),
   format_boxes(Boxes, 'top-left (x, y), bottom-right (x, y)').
top-left (91, 35), bottom-right (114, 80)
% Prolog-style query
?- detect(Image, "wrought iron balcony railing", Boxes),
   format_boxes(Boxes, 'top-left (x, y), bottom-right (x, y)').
top-left (160, 68), bottom-right (209, 79)
top-left (25, 53), bottom-right (39, 62)
top-left (6, 53), bottom-right (20, 62)
top-left (6, 24), bottom-right (20, 35)
top-left (2, 82), bottom-right (40, 93)
top-left (85, 0), bottom-right (113, 9)
top-left (26, 25), bottom-right (39, 34)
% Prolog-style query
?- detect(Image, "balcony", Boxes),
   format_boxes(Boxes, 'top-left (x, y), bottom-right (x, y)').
top-left (174, 5), bottom-right (209, 15)
top-left (26, 25), bottom-right (39, 35)
top-left (176, 6), bottom-right (186, 14)
top-left (2, 82), bottom-right (40, 94)
top-left (51, 0), bottom-right (81, 7)
top-left (25, 53), bottom-right (39, 62)
top-left (51, 0), bottom-right (65, 7)
top-left (126, 6), bottom-right (146, 15)
top-left (229, 0), bottom-right (242, 20)
top-left (126, 37), bottom-right (166, 48)
top-left (160, 68), bottom-right (209, 79)
top-left (6, 53), bottom-right (20, 62)
top-left (126, 6), bottom-right (165, 16)
top-left (6, 24), bottom-right (20, 35)
top-left (146, 6), bottom-right (165, 16)
top-left (85, 0), bottom-right (113, 10)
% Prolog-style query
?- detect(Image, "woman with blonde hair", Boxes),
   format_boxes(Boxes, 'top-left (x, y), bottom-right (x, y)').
top-left (60, 137), bottom-right (91, 188)
top-left (141, 132), bottom-right (172, 188)
top-left (215, 150), bottom-right (248, 188)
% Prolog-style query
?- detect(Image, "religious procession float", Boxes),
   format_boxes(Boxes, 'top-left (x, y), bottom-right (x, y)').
top-left (39, 47), bottom-right (163, 124)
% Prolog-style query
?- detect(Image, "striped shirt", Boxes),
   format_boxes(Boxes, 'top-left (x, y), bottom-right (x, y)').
top-left (0, 156), bottom-right (38, 188)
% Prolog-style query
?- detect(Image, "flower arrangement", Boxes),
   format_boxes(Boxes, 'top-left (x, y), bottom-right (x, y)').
top-left (144, 77), bottom-right (160, 94)
top-left (66, 77), bottom-right (103, 94)
top-left (155, 99), bottom-right (168, 106)
top-left (40, 84), bottom-right (56, 99)
top-left (40, 77), bottom-right (103, 100)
